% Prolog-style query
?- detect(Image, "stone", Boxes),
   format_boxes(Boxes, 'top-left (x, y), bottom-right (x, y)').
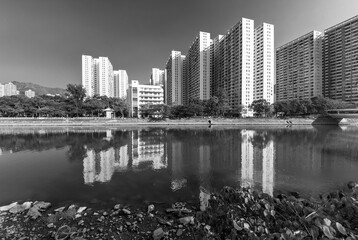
top-left (77, 207), bottom-right (87, 214)
top-left (54, 207), bottom-right (66, 212)
top-left (147, 204), bottom-right (154, 213)
top-left (0, 202), bottom-right (18, 212)
top-left (9, 204), bottom-right (27, 214)
top-left (178, 216), bottom-right (194, 225)
top-left (176, 229), bottom-right (183, 236)
top-left (114, 204), bottom-right (121, 210)
top-left (47, 223), bottom-right (54, 228)
top-left (153, 228), bottom-right (164, 240)
top-left (78, 220), bottom-right (84, 225)
top-left (27, 207), bottom-right (42, 220)
top-left (33, 201), bottom-right (51, 211)
top-left (122, 209), bottom-right (131, 215)
top-left (103, 211), bottom-right (108, 216)
top-left (68, 204), bottom-right (76, 209)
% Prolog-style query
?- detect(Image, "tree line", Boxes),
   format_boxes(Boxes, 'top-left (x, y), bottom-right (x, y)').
top-left (0, 84), bottom-right (129, 117)
top-left (0, 84), bottom-right (355, 118)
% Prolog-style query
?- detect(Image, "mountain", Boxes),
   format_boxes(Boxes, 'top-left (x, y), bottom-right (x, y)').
top-left (10, 81), bottom-right (67, 96)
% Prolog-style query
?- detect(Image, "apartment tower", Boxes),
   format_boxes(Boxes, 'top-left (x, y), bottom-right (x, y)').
top-left (184, 32), bottom-right (211, 104)
top-left (254, 23), bottom-right (275, 103)
top-left (114, 70), bottom-right (128, 99)
top-left (165, 51), bottom-right (185, 105)
top-left (323, 15), bottom-right (358, 103)
top-left (81, 55), bottom-right (115, 98)
top-left (210, 18), bottom-right (255, 112)
top-left (150, 68), bottom-right (165, 86)
top-left (276, 31), bottom-right (323, 101)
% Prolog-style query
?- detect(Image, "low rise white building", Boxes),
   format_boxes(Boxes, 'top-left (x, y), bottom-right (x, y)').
top-left (127, 80), bottom-right (164, 118)
top-left (25, 89), bottom-right (35, 98)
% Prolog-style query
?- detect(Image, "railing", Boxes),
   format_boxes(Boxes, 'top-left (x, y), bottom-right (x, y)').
top-left (327, 109), bottom-right (358, 118)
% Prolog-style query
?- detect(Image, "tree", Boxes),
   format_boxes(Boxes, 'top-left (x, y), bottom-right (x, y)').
top-left (251, 99), bottom-right (271, 117)
top-left (66, 84), bottom-right (86, 117)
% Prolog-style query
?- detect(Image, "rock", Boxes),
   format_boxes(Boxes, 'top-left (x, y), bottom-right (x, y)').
top-left (77, 206), bottom-right (87, 214)
top-left (33, 201), bottom-right (51, 211)
top-left (126, 221), bottom-right (131, 226)
top-left (147, 204), bottom-right (154, 213)
top-left (78, 220), bottom-right (84, 225)
top-left (54, 207), bottom-right (66, 212)
top-left (9, 204), bottom-right (27, 214)
top-left (0, 202), bottom-right (18, 212)
top-left (27, 207), bottom-right (42, 220)
top-left (68, 204), bottom-right (76, 209)
top-left (47, 223), bottom-right (54, 228)
top-left (93, 212), bottom-right (99, 216)
top-left (103, 211), bottom-right (108, 216)
top-left (111, 210), bottom-right (120, 216)
top-left (114, 204), bottom-right (121, 210)
top-left (176, 229), bottom-right (183, 236)
top-left (75, 214), bottom-right (81, 219)
top-left (153, 228), bottom-right (164, 240)
top-left (122, 209), bottom-right (131, 215)
top-left (178, 216), bottom-right (194, 225)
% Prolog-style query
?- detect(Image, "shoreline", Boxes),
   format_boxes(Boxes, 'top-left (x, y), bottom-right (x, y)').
top-left (1, 186), bottom-right (357, 239)
top-left (0, 117), bottom-right (355, 127)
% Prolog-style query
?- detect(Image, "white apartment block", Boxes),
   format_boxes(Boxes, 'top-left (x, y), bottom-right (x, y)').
top-left (185, 32), bottom-right (211, 104)
top-left (276, 31), bottom-right (323, 101)
top-left (25, 89), bottom-right (35, 98)
top-left (82, 55), bottom-right (116, 98)
top-left (254, 23), bottom-right (275, 104)
top-left (82, 55), bottom-right (96, 97)
top-left (114, 70), bottom-right (128, 99)
top-left (0, 82), bottom-right (19, 97)
top-left (98, 57), bottom-right (114, 97)
top-left (211, 18), bottom-right (255, 112)
top-left (127, 80), bottom-right (164, 117)
top-left (165, 51), bottom-right (185, 105)
top-left (150, 68), bottom-right (165, 86)
top-left (0, 84), bottom-right (4, 97)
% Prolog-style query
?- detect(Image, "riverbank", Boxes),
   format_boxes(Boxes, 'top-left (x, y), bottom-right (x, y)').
top-left (1, 185), bottom-right (358, 240)
top-left (0, 116), bottom-right (356, 126)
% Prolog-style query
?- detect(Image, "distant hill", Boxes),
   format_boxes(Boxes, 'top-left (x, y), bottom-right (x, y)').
top-left (10, 81), bottom-right (67, 96)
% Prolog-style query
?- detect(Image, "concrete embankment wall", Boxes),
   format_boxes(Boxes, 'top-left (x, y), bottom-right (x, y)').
top-left (0, 117), bottom-right (316, 126)
top-left (0, 117), bottom-right (357, 126)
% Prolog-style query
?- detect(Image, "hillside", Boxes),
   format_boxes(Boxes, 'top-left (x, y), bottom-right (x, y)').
top-left (10, 81), bottom-right (67, 96)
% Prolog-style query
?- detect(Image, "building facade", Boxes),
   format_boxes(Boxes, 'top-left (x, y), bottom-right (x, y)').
top-left (165, 51), bottom-right (185, 105)
top-left (25, 89), bottom-right (35, 98)
top-left (82, 55), bottom-right (117, 98)
top-left (114, 70), bottom-right (128, 99)
top-left (150, 68), bottom-right (165, 86)
top-left (254, 23), bottom-right (275, 103)
top-left (323, 15), bottom-right (358, 103)
top-left (127, 80), bottom-right (164, 117)
top-left (210, 18), bottom-right (255, 114)
top-left (184, 32), bottom-right (211, 104)
top-left (1, 82), bottom-right (19, 97)
top-left (276, 31), bottom-right (323, 102)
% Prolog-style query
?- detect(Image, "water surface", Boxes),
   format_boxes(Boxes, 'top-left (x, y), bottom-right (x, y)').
top-left (0, 125), bottom-right (357, 208)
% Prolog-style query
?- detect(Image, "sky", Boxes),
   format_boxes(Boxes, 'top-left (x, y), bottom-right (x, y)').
top-left (0, 0), bottom-right (358, 88)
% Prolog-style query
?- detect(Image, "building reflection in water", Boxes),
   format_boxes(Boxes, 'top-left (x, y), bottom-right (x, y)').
top-left (241, 130), bottom-right (275, 196)
top-left (83, 129), bottom-right (167, 185)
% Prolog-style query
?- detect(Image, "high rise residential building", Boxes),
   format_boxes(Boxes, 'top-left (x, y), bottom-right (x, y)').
top-left (82, 55), bottom-right (96, 97)
top-left (25, 89), bottom-right (35, 98)
top-left (98, 57), bottom-right (114, 97)
top-left (127, 80), bottom-right (164, 117)
top-left (165, 51), bottom-right (185, 105)
top-left (276, 31), bottom-right (323, 102)
top-left (82, 55), bottom-right (116, 98)
top-left (210, 18), bottom-right (255, 113)
top-left (184, 32), bottom-right (211, 104)
top-left (150, 68), bottom-right (165, 86)
top-left (0, 84), bottom-right (4, 97)
top-left (114, 70), bottom-right (128, 98)
top-left (3, 82), bottom-right (18, 96)
top-left (323, 15), bottom-right (358, 103)
top-left (254, 23), bottom-right (275, 103)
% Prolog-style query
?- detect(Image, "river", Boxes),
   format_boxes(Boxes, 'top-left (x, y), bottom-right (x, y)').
top-left (0, 125), bottom-right (357, 208)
